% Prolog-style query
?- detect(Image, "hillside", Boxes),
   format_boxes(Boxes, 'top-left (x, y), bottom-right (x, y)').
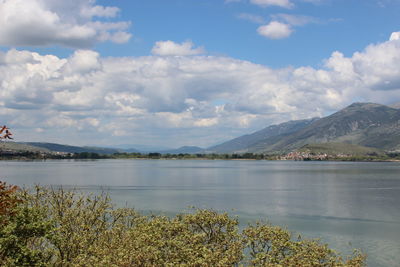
top-left (160, 146), bottom-right (204, 154)
top-left (23, 142), bottom-right (120, 155)
top-left (390, 102), bottom-right (400, 109)
top-left (0, 142), bottom-right (50, 153)
top-left (207, 118), bottom-right (319, 153)
top-left (211, 103), bottom-right (400, 154)
top-left (262, 102), bottom-right (400, 152)
top-left (297, 143), bottom-right (382, 155)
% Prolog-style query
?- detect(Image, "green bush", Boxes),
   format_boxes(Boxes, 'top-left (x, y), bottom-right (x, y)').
top-left (0, 184), bottom-right (366, 266)
top-left (0, 184), bottom-right (54, 266)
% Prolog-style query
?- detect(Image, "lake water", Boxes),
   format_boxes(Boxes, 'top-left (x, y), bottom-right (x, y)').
top-left (1, 159), bottom-right (399, 266)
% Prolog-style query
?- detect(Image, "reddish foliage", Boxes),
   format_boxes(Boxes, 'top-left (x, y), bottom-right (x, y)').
top-left (0, 181), bottom-right (20, 220)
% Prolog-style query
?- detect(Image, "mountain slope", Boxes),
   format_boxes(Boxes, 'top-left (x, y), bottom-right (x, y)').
top-left (211, 103), bottom-right (400, 153)
top-left (160, 146), bottom-right (204, 154)
top-left (207, 118), bottom-right (319, 153)
top-left (24, 142), bottom-right (121, 154)
top-left (298, 143), bottom-right (382, 155)
top-left (255, 102), bottom-right (400, 152)
top-left (390, 102), bottom-right (400, 109)
top-left (0, 142), bottom-right (50, 153)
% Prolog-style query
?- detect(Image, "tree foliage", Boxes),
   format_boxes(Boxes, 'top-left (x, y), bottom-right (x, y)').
top-left (0, 184), bottom-right (366, 266)
top-left (0, 183), bottom-right (53, 266)
top-left (0, 182), bottom-right (20, 219)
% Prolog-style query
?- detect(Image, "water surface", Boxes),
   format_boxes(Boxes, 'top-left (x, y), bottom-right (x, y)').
top-left (1, 159), bottom-right (399, 266)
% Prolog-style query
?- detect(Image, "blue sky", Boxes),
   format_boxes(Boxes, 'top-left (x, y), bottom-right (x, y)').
top-left (94, 0), bottom-right (399, 67)
top-left (0, 0), bottom-right (399, 148)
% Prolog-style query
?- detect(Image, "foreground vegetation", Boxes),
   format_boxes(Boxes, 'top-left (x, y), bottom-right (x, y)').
top-left (1, 182), bottom-right (366, 266)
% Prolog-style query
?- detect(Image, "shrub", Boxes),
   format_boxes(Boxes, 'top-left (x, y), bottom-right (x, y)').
top-left (0, 183), bottom-right (53, 266)
top-left (1, 184), bottom-right (366, 266)
top-left (0, 182), bottom-right (20, 219)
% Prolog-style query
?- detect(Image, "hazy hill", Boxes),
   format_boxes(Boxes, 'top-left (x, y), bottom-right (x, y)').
top-left (207, 118), bottom-right (319, 153)
top-left (390, 102), bottom-right (400, 109)
top-left (0, 142), bottom-right (50, 153)
top-left (111, 144), bottom-right (169, 153)
top-left (211, 103), bottom-right (400, 153)
top-left (24, 142), bottom-right (120, 155)
top-left (160, 146), bottom-right (204, 154)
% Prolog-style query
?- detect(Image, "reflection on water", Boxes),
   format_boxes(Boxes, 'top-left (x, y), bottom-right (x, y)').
top-left (1, 159), bottom-right (400, 266)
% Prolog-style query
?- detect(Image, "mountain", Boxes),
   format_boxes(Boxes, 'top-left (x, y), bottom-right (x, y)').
top-left (23, 142), bottom-right (121, 155)
top-left (297, 143), bottom-right (382, 155)
top-left (5, 102), bottom-right (399, 156)
top-left (160, 146), bottom-right (204, 154)
top-left (207, 118), bottom-right (319, 153)
top-left (390, 102), bottom-right (400, 109)
top-left (211, 103), bottom-right (400, 153)
top-left (120, 148), bottom-right (141, 153)
top-left (0, 142), bottom-right (50, 153)
top-left (112, 144), bottom-right (172, 153)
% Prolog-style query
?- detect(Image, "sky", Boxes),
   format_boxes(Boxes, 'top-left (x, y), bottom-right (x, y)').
top-left (0, 0), bottom-right (399, 148)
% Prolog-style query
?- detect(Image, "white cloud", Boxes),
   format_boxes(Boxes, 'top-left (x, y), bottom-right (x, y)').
top-left (257, 21), bottom-right (293, 39)
top-left (0, 0), bottom-right (131, 48)
top-left (193, 118), bottom-right (219, 127)
top-left (244, 1), bottom-right (324, 40)
top-left (250, 0), bottom-right (294, 8)
top-left (62, 50), bottom-right (101, 74)
top-left (80, 4), bottom-right (120, 18)
top-left (1, 34), bottom-right (400, 146)
top-left (151, 41), bottom-right (205, 56)
top-left (351, 36), bottom-right (400, 91)
top-left (256, 14), bottom-right (318, 40)
top-left (271, 13), bottom-right (318, 26)
top-left (390, 31), bottom-right (400, 41)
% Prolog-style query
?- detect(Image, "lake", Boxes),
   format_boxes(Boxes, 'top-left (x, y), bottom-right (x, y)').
top-left (1, 159), bottom-right (399, 266)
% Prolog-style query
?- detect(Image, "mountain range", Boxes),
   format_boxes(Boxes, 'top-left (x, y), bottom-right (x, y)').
top-left (2, 102), bottom-right (399, 155)
top-left (21, 143), bottom-right (120, 155)
top-left (208, 102), bottom-right (400, 154)
top-left (207, 118), bottom-right (319, 153)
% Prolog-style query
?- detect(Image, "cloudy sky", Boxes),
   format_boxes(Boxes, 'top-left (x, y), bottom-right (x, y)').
top-left (0, 0), bottom-right (399, 148)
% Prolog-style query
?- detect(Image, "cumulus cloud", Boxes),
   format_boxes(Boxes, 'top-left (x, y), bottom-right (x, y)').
top-left (243, 0), bottom-right (324, 40)
top-left (1, 34), bottom-right (400, 146)
top-left (390, 31), bottom-right (400, 41)
top-left (0, 0), bottom-right (131, 48)
top-left (257, 21), bottom-right (293, 39)
top-left (151, 41), bottom-right (205, 56)
top-left (250, 0), bottom-right (294, 8)
top-left (256, 14), bottom-right (318, 39)
top-left (271, 13), bottom-right (318, 26)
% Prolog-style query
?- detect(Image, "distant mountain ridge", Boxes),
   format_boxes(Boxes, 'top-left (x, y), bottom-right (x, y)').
top-left (209, 102), bottom-right (400, 153)
top-left (3, 102), bottom-right (399, 156)
top-left (207, 118), bottom-right (319, 153)
top-left (390, 102), bottom-right (400, 109)
top-left (159, 146), bottom-right (204, 154)
top-left (112, 144), bottom-right (171, 153)
top-left (23, 142), bottom-right (121, 155)
top-left (0, 142), bottom-right (50, 153)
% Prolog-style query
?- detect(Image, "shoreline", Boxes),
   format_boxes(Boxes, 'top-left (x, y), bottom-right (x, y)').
top-left (1, 156), bottom-right (400, 163)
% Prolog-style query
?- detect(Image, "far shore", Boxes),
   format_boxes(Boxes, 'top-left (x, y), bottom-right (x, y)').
top-left (1, 152), bottom-right (400, 163)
